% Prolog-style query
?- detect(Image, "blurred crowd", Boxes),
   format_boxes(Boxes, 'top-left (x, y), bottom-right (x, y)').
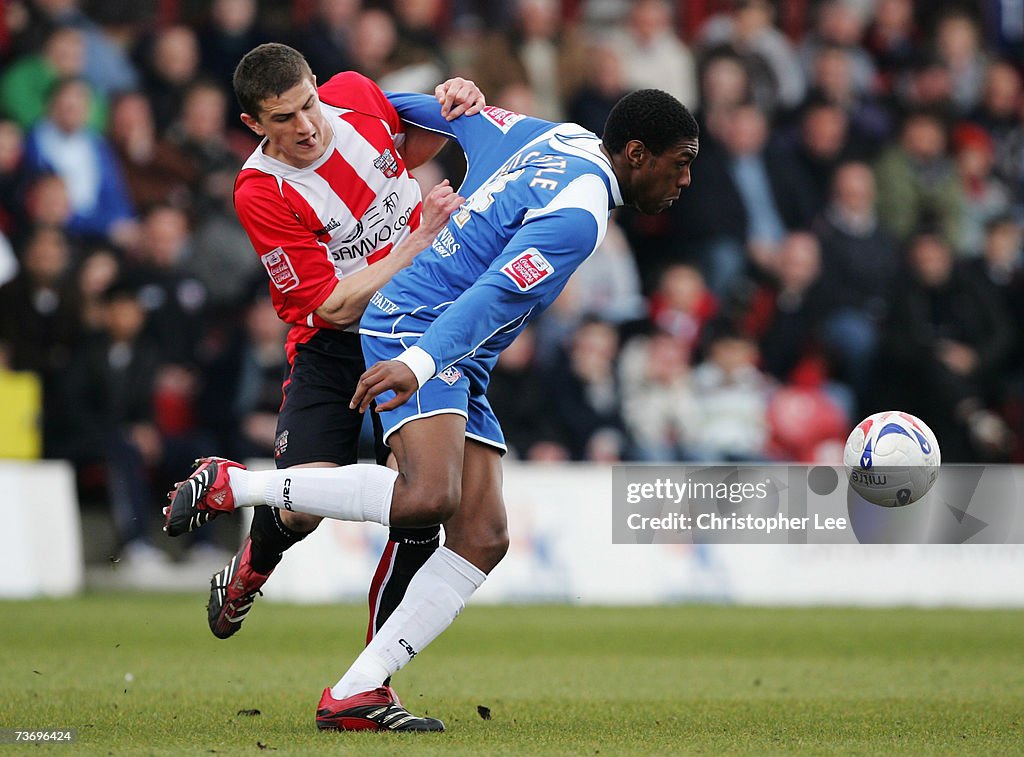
top-left (1, 0), bottom-right (1024, 555)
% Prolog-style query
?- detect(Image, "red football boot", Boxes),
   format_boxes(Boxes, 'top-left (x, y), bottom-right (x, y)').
top-left (164, 456), bottom-right (246, 537)
top-left (315, 686), bottom-right (445, 732)
top-left (207, 537), bottom-right (272, 639)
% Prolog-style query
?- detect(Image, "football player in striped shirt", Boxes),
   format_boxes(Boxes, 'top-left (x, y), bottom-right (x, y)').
top-left (164, 42), bottom-right (483, 722)
top-left (168, 84), bottom-right (699, 731)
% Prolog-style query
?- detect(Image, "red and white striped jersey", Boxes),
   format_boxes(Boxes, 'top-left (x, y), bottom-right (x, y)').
top-left (234, 71), bottom-right (424, 360)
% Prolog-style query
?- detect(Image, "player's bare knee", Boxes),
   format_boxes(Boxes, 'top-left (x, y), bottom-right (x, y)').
top-left (448, 521), bottom-right (508, 573)
top-left (481, 527), bottom-right (509, 569)
top-left (400, 482), bottom-right (461, 525)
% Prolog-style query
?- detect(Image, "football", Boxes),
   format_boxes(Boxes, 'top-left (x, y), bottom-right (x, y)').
top-left (843, 411), bottom-right (941, 507)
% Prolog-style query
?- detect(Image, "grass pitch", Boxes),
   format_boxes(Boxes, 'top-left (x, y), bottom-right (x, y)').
top-left (1, 594), bottom-right (1022, 755)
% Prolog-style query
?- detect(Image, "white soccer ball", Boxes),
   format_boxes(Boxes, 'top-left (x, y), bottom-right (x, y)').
top-left (843, 411), bottom-right (941, 507)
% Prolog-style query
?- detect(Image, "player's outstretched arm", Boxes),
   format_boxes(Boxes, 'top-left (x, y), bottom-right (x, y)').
top-left (314, 180), bottom-right (463, 328)
top-left (396, 78), bottom-right (486, 169)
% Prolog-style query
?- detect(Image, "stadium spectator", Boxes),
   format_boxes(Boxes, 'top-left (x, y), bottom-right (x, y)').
top-left (391, 0), bottom-right (449, 78)
top-left (75, 245), bottom-right (122, 335)
top-left (23, 77), bottom-right (136, 245)
top-left (198, 286), bottom-right (289, 460)
top-left (892, 53), bottom-right (957, 121)
top-left (880, 231), bottom-right (1013, 461)
top-left (126, 204), bottom-right (206, 366)
top-left (968, 214), bottom-right (1024, 356)
top-left (107, 91), bottom-right (197, 211)
top-left (739, 231), bottom-right (831, 387)
top-left (347, 8), bottom-right (398, 82)
top-left (619, 328), bottom-right (696, 461)
top-left (688, 327), bottom-right (772, 461)
top-left (677, 102), bottom-right (816, 292)
top-left (291, 0), bottom-right (360, 83)
top-left (156, 79), bottom-right (249, 310)
top-left (486, 328), bottom-right (565, 460)
top-left (874, 109), bottom-right (964, 247)
top-left (788, 100), bottom-right (864, 218)
top-left (0, 226), bottom-right (80, 380)
top-left (529, 284), bottom-right (588, 369)
top-left (699, 0), bottom-right (805, 113)
top-left (968, 60), bottom-right (1022, 150)
top-left (694, 46), bottom-right (753, 144)
top-left (934, 8), bottom-right (989, 116)
top-left (985, 0), bottom-right (1024, 60)
top-left (19, 173), bottom-right (75, 248)
top-left (136, 25), bottom-right (202, 135)
top-left (491, 81), bottom-right (539, 120)
top-left (969, 60), bottom-right (1024, 203)
top-left (967, 216), bottom-right (1024, 454)
top-left (558, 217), bottom-right (645, 325)
top-left (347, 7), bottom-right (446, 94)
top-left (806, 44), bottom-right (892, 150)
top-left (863, 0), bottom-right (918, 96)
top-left (199, 0), bottom-right (271, 115)
top-left (0, 26), bottom-right (107, 131)
top-left (545, 318), bottom-right (629, 462)
top-left (26, 0), bottom-right (140, 97)
top-left (51, 279), bottom-right (164, 566)
top-left (474, 0), bottom-right (589, 122)
top-left (952, 122), bottom-right (1014, 256)
top-left (813, 161), bottom-right (899, 398)
top-left (646, 263), bottom-right (717, 360)
top-left (0, 226), bottom-right (81, 457)
top-left (164, 81), bottom-right (242, 209)
top-left (566, 41), bottom-right (629, 135)
top-left (1001, 96), bottom-right (1024, 204)
top-left (607, 0), bottom-right (697, 110)
top-left (765, 377), bottom-right (849, 463)
top-left (798, 0), bottom-right (877, 98)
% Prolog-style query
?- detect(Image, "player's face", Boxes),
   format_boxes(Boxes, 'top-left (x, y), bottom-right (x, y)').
top-left (242, 77), bottom-right (331, 168)
top-left (628, 138), bottom-right (699, 215)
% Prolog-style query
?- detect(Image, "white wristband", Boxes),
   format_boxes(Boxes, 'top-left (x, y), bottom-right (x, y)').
top-left (394, 345), bottom-right (436, 389)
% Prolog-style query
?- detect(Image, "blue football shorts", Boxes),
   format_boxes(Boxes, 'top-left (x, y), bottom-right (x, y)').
top-left (360, 334), bottom-right (507, 453)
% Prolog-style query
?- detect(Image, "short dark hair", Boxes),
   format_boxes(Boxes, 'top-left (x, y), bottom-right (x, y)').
top-left (602, 89), bottom-right (699, 155)
top-left (233, 43), bottom-right (314, 118)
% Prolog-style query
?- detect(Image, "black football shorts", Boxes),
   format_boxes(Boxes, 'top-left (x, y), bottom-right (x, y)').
top-left (274, 330), bottom-right (388, 469)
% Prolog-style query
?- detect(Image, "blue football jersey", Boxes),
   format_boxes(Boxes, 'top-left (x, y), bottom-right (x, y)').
top-left (360, 93), bottom-right (624, 386)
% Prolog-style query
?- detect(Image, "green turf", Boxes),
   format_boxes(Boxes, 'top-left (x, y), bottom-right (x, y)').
top-left (1, 594), bottom-right (1022, 755)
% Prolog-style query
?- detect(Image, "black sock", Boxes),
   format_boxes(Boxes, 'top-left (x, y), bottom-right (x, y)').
top-left (248, 505), bottom-right (309, 575)
top-left (366, 525), bottom-right (442, 642)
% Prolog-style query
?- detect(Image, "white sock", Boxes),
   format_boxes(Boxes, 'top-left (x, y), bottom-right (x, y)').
top-left (227, 465), bottom-right (396, 526)
top-left (330, 547), bottom-right (486, 700)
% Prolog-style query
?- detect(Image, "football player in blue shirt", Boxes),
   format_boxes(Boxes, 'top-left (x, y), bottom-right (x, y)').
top-left (167, 88), bottom-right (699, 732)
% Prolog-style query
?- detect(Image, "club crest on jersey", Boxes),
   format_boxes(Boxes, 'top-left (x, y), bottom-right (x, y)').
top-left (261, 248), bottom-right (299, 293)
top-left (502, 249), bottom-right (554, 291)
top-left (274, 430), bottom-right (289, 458)
top-left (482, 105), bottom-right (525, 134)
top-left (438, 365), bottom-right (462, 386)
top-left (373, 148), bottom-right (400, 178)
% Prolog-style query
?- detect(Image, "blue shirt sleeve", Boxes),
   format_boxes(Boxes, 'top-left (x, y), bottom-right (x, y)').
top-left (384, 92), bottom-right (553, 153)
top-left (384, 91), bottom-right (461, 140)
